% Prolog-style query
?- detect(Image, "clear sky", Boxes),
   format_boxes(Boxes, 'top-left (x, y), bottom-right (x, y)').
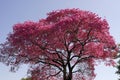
top-left (0, 0), bottom-right (120, 80)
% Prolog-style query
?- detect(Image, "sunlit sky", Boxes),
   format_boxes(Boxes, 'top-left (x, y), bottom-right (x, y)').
top-left (0, 0), bottom-right (120, 80)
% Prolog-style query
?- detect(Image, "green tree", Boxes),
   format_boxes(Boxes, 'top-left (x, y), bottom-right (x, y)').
top-left (116, 61), bottom-right (120, 80)
top-left (116, 44), bottom-right (120, 80)
top-left (21, 77), bottom-right (31, 80)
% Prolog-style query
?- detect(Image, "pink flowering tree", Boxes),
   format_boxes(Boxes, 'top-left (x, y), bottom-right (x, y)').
top-left (0, 9), bottom-right (117, 80)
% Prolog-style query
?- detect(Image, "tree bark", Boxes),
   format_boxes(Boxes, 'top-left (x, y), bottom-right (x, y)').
top-left (63, 67), bottom-right (67, 80)
top-left (63, 69), bottom-right (73, 80)
top-left (66, 70), bottom-right (72, 80)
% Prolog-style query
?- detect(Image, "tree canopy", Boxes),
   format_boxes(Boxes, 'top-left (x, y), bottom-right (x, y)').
top-left (0, 8), bottom-right (117, 80)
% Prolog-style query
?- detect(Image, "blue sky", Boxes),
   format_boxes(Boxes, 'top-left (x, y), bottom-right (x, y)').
top-left (0, 0), bottom-right (120, 80)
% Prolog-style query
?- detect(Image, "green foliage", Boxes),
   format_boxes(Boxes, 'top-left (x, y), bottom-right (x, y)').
top-left (21, 77), bottom-right (31, 80)
top-left (116, 44), bottom-right (120, 80)
top-left (116, 60), bottom-right (120, 80)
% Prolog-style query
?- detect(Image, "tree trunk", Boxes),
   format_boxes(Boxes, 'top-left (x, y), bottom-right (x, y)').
top-left (63, 70), bottom-right (72, 80)
top-left (67, 70), bottom-right (72, 80)
top-left (66, 75), bottom-right (72, 80)
top-left (63, 67), bottom-right (67, 80)
top-left (63, 74), bottom-right (72, 80)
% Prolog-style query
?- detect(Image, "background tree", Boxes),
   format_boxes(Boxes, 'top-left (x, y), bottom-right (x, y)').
top-left (21, 77), bottom-right (31, 80)
top-left (116, 44), bottom-right (120, 80)
top-left (0, 9), bottom-right (117, 80)
top-left (116, 60), bottom-right (120, 80)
